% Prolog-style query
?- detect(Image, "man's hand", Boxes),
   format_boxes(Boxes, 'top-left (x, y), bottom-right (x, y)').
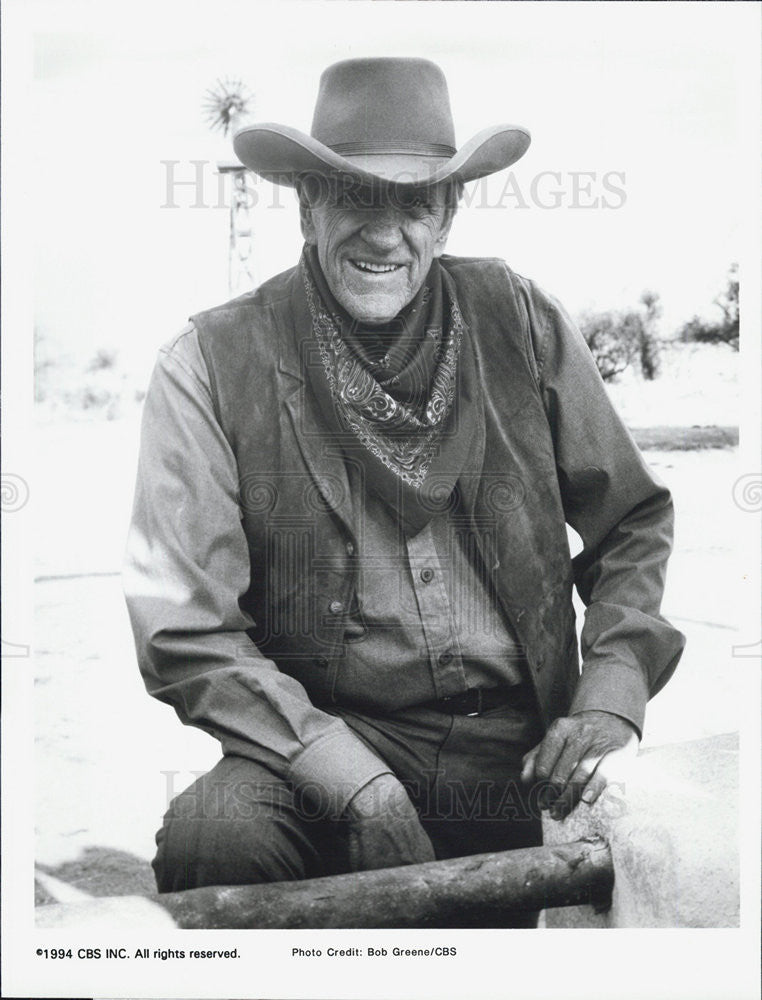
top-left (343, 773), bottom-right (436, 872)
top-left (521, 710), bottom-right (639, 820)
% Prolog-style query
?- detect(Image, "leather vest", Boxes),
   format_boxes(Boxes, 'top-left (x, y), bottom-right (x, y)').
top-left (192, 256), bottom-right (579, 726)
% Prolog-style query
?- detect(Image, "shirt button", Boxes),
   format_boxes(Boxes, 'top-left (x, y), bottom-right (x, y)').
top-left (315, 657), bottom-right (329, 668)
top-left (345, 542), bottom-right (355, 556)
top-left (328, 600), bottom-right (344, 615)
top-left (437, 650), bottom-right (453, 667)
top-left (420, 567), bottom-right (434, 584)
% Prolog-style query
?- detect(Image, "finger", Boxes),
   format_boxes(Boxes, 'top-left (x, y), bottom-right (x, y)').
top-left (547, 733), bottom-right (590, 798)
top-left (521, 744), bottom-right (540, 784)
top-left (579, 767), bottom-right (608, 806)
top-left (554, 743), bottom-right (635, 818)
top-left (531, 723), bottom-right (570, 807)
top-left (532, 722), bottom-right (569, 783)
top-left (590, 740), bottom-right (639, 793)
top-left (521, 748), bottom-right (555, 810)
top-left (549, 754), bottom-right (605, 819)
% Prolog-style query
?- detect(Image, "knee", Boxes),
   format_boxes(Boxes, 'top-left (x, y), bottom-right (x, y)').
top-left (151, 772), bottom-right (323, 893)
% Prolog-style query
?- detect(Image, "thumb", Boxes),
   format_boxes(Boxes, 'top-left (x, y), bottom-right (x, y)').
top-left (592, 735), bottom-right (639, 786)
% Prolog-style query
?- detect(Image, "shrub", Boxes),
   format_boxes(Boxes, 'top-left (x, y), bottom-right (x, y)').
top-left (577, 309), bottom-right (640, 381)
top-left (679, 265), bottom-right (739, 350)
top-left (577, 291), bottom-right (662, 382)
top-left (87, 348), bottom-right (119, 372)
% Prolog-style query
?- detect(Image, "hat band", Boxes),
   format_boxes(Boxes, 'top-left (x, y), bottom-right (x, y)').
top-left (328, 140), bottom-right (457, 157)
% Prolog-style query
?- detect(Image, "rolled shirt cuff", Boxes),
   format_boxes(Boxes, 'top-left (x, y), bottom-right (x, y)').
top-left (568, 659), bottom-right (650, 739)
top-left (288, 729), bottom-right (393, 819)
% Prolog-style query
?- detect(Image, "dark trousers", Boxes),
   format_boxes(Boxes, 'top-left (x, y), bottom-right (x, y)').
top-left (153, 700), bottom-right (544, 927)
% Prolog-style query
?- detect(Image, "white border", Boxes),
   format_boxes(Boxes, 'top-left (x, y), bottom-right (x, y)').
top-left (3, 2), bottom-right (761, 998)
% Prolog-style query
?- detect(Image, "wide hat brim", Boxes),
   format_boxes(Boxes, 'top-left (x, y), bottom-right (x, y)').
top-left (233, 122), bottom-right (531, 188)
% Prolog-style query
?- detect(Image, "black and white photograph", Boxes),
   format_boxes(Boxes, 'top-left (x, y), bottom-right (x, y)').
top-left (2, 1), bottom-right (761, 998)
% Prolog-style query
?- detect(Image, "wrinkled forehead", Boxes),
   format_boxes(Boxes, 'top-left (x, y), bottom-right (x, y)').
top-left (298, 171), bottom-right (461, 210)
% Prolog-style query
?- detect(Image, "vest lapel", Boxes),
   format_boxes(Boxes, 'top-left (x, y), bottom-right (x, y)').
top-left (280, 275), bottom-right (355, 536)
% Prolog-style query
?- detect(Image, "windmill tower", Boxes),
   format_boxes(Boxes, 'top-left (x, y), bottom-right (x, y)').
top-left (204, 78), bottom-right (256, 296)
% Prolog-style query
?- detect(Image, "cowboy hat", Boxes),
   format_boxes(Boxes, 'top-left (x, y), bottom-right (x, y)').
top-left (233, 57), bottom-right (530, 188)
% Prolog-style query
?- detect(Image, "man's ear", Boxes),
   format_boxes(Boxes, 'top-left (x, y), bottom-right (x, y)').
top-left (297, 187), bottom-right (317, 245)
top-left (433, 180), bottom-right (463, 257)
top-left (432, 205), bottom-right (457, 259)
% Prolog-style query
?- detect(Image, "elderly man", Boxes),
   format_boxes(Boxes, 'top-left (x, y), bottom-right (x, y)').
top-left (125, 58), bottom-right (684, 925)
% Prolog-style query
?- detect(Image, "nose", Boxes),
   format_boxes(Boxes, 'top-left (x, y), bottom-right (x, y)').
top-left (360, 208), bottom-right (404, 253)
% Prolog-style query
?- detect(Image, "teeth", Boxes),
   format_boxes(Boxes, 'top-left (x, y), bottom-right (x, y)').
top-left (353, 260), bottom-right (399, 273)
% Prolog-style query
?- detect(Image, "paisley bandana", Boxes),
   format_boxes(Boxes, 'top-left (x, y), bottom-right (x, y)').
top-left (301, 246), bottom-right (478, 533)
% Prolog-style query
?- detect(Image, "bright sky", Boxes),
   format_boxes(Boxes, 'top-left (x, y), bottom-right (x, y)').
top-left (23, 0), bottom-right (758, 378)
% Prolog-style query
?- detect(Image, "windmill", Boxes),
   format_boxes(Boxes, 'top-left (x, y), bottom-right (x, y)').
top-left (204, 78), bottom-right (256, 295)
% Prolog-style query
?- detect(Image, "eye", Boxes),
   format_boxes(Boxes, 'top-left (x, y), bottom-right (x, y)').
top-left (332, 184), bottom-right (377, 210)
top-left (400, 192), bottom-right (428, 209)
top-left (395, 189), bottom-right (435, 214)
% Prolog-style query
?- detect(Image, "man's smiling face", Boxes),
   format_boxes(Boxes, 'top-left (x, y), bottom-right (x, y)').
top-left (299, 178), bottom-right (457, 325)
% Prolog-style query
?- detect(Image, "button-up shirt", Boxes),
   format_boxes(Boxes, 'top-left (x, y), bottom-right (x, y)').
top-left (125, 260), bottom-right (684, 818)
top-left (338, 461), bottom-right (526, 708)
top-left (125, 324), bottom-right (527, 816)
